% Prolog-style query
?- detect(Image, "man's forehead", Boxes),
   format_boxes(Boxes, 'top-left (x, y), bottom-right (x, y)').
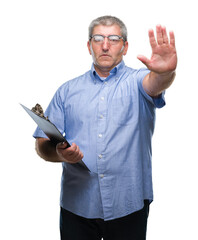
top-left (92, 24), bottom-right (121, 35)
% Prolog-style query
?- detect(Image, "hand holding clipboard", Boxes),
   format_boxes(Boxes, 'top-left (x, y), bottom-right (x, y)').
top-left (20, 103), bottom-right (89, 170)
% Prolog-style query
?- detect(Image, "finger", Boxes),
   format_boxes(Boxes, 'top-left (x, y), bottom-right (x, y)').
top-left (73, 152), bottom-right (84, 163)
top-left (76, 145), bottom-right (80, 153)
top-left (148, 29), bottom-right (157, 49)
top-left (70, 145), bottom-right (83, 160)
top-left (68, 156), bottom-right (82, 164)
top-left (156, 25), bottom-right (163, 45)
top-left (80, 151), bottom-right (84, 158)
top-left (57, 142), bottom-right (68, 149)
top-left (63, 143), bottom-right (77, 155)
top-left (137, 55), bottom-right (151, 67)
top-left (67, 143), bottom-right (81, 157)
top-left (162, 26), bottom-right (169, 44)
top-left (66, 149), bottom-right (84, 164)
top-left (169, 31), bottom-right (175, 47)
top-left (71, 142), bottom-right (77, 151)
top-left (57, 142), bottom-right (74, 156)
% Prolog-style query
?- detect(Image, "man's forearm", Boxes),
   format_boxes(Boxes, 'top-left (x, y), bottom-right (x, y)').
top-left (35, 138), bottom-right (62, 162)
top-left (143, 70), bottom-right (176, 97)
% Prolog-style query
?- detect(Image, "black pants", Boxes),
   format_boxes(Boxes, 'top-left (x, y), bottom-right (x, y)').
top-left (60, 200), bottom-right (149, 240)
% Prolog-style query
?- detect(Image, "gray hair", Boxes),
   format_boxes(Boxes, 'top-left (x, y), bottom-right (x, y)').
top-left (88, 15), bottom-right (128, 42)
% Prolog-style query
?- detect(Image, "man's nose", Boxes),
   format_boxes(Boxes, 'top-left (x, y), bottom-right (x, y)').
top-left (102, 37), bottom-right (110, 51)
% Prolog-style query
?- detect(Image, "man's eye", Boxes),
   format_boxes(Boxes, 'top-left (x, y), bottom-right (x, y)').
top-left (93, 36), bottom-right (103, 42)
top-left (109, 36), bottom-right (120, 41)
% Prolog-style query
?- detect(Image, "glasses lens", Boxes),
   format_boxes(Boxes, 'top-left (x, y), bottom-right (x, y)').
top-left (108, 35), bottom-right (121, 44)
top-left (108, 35), bottom-right (120, 41)
top-left (91, 35), bottom-right (123, 45)
top-left (92, 35), bottom-right (104, 42)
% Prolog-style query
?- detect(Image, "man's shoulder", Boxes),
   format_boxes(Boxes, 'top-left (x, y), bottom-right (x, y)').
top-left (58, 70), bottom-right (91, 90)
top-left (53, 70), bottom-right (92, 100)
top-left (120, 65), bottom-right (149, 86)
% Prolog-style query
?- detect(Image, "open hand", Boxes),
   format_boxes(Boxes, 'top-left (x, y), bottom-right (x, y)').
top-left (137, 25), bottom-right (177, 74)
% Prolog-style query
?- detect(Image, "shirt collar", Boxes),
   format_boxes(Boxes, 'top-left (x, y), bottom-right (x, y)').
top-left (91, 61), bottom-right (125, 83)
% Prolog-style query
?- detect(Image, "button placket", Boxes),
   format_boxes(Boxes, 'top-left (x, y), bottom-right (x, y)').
top-left (96, 72), bottom-right (121, 219)
top-left (97, 85), bottom-right (108, 175)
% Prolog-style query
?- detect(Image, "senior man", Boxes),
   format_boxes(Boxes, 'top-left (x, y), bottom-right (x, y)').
top-left (34, 15), bottom-right (177, 240)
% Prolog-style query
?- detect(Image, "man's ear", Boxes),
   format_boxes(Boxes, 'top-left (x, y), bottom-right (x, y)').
top-left (123, 41), bottom-right (128, 56)
top-left (87, 41), bottom-right (92, 55)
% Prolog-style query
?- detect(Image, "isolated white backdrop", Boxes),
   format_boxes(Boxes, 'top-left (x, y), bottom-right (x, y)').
top-left (0, 0), bottom-right (198, 239)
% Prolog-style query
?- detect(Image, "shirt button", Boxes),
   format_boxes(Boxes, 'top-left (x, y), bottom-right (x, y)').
top-left (98, 154), bottom-right (103, 159)
top-left (101, 97), bottom-right (104, 101)
top-left (98, 134), bottom-right (102, 138)
top-left (100, 114), bottom-right (104, 119)
top-left (100, 174), bottom-right (104, 178)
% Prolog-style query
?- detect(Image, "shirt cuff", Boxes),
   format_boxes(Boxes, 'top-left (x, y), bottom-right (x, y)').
top-left (138, 74), bottom-right (166, 108)
top-left (33, 127), bottom-right (48, 139)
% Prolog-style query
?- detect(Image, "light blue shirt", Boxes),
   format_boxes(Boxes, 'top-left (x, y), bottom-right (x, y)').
top-left (33, 61), bottom-right (165, 221)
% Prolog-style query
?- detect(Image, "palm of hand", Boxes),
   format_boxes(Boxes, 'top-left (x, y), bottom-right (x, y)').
top-left (138, 25), bottom-right (177, 74)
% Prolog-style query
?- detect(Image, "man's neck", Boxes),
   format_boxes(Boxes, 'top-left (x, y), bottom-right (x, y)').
top-left (94, 65), bottom-right (111, 78)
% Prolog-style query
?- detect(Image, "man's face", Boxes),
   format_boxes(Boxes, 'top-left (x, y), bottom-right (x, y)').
top-left (87, 24), bottom-right (128, 76)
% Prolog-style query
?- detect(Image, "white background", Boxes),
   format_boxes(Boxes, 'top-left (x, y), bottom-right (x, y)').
top-left (0, 0), bottom-right (198, 239)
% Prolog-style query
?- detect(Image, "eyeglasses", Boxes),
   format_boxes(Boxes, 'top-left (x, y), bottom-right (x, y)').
top-left (90, 34), bottom-right (124, 45)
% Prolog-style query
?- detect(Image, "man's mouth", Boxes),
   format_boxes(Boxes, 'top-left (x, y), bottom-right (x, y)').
top-left (100, 54), bottom-right (111, 58)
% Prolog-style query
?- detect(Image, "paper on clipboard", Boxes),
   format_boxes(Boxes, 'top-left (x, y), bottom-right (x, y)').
top-left (20, 104), bottom-right (89, 171)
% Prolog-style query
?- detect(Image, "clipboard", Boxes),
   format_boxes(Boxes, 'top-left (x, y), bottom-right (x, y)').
top-left (20, 104), bottom-right (89, 171)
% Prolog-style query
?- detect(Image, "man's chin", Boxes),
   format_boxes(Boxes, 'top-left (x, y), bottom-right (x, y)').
top-left (97, 60), bottom-right (114, 69)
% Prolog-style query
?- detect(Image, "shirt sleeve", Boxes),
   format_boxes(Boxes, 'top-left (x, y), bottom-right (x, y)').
top-left (137, 68), bottom-right (166, 108)
top-left (33, 85), bottom-right (66, 139)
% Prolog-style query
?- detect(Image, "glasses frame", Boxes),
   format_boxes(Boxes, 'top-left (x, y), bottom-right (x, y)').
top-left (89, 34), bottom-right (124, 45)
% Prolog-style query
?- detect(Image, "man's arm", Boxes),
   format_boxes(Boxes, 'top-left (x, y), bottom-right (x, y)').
top-left (35, 138), bottom-right (84, 163)
top-left (137, 25), bottom-right (177, 97)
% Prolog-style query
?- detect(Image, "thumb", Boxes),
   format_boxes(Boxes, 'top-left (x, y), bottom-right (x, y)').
top-left (137, 55), bottom-right (150, 67)
top-left (57, 142), bottom-right (68, 149)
